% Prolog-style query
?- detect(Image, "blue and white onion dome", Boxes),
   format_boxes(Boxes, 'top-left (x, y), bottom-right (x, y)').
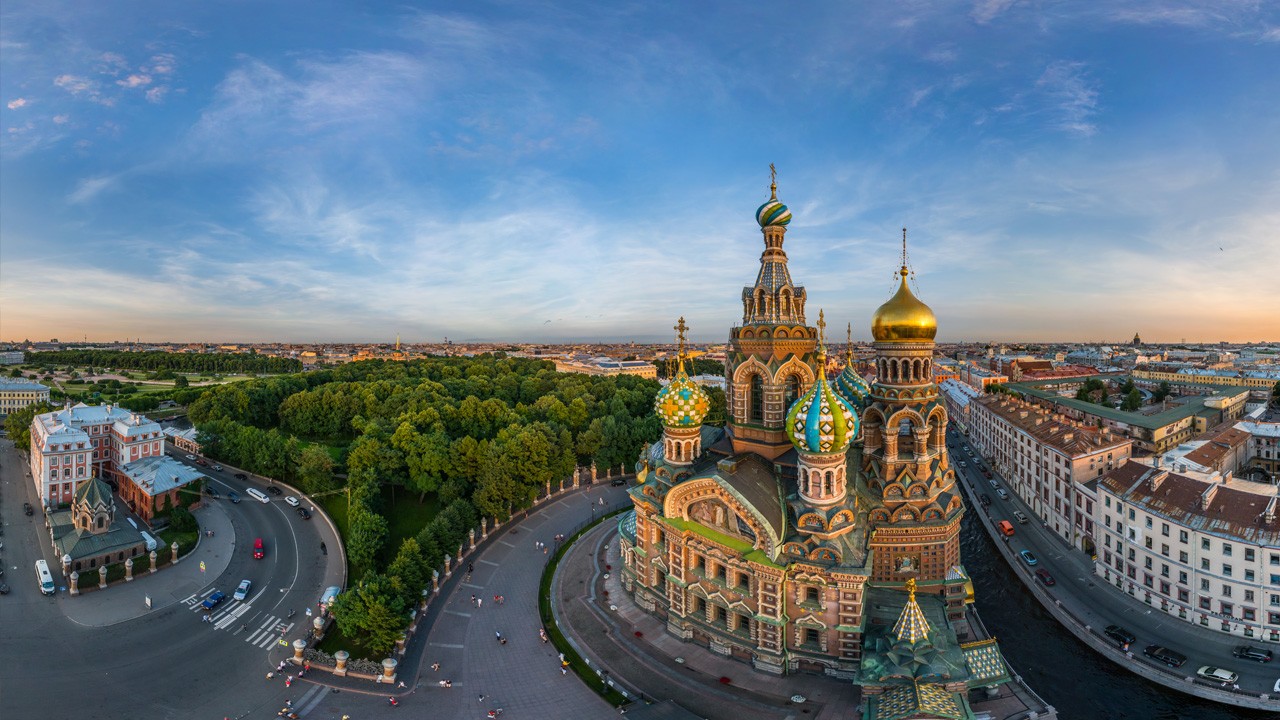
top-left (756, 197), bottom-right (792, 227)
top-left (786, 369), bottom-right (859, 454)
top-left (834, 363), bottom-right (871, 410)
top-left (654, 363), bottom-right (711, 428)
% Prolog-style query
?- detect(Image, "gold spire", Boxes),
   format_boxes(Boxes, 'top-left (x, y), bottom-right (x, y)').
top-left (892, 578), bottom-right (932, 645)
top-left (816, 309), bottom-right (827, 364)
top-left (845, 322), bottom-right (853, 365)
top-left (769, 163), bottom-right (777, 200)
top-left (674, 316), bottom-right (688, 374)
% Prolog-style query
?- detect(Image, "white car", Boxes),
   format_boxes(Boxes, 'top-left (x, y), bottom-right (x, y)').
top-left (233, 579), bottom-right (252, 601)
top-left (284, 496), bottom-right (300, 508)
top-left (185, 454), bottom-right (196, 460)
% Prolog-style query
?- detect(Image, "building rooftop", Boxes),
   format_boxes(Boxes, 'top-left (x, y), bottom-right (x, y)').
top-left (0, 380), bottom-right (49, 392)
top-left (1009, 377), bottom-right (1249, 430)
top-left (1102, 461), bottom-right (1280, 546)
top-left (976, 394), bottom-right (1130, 457)
top-left (121, 456), bottom-right (205, 497)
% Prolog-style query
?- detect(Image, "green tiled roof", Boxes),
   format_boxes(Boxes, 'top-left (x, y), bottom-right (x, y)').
top-left (1009, 376), bottom-right (1249, 430)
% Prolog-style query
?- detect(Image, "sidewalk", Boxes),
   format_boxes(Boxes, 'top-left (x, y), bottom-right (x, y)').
top-left (555, 519), bottom-right (861, 720)
top-left (58, 502), bottom-right (234, 627)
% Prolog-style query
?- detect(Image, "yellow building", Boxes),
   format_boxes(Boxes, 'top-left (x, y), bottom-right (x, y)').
top-left (0, 380), bottom-right (50, 415)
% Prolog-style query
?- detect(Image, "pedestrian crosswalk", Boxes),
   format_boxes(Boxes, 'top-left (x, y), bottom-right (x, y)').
top-left (182, 588), bottom-right (295, 648)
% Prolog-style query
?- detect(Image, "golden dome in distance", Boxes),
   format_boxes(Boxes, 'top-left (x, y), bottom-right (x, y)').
top-left (871, 230), bottom-right (937, 342)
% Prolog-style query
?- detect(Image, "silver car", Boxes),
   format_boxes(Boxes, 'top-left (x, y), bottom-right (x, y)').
top-left (233, 579), bottom-right (252, 601)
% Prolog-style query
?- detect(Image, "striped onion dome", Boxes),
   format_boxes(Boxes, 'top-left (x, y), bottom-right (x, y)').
top-left (786, 365), bottom-right (858, 454)
top-left (834, 362), bottom-right (872, 410)
top-left (756, 199), bottom-right (792, 227)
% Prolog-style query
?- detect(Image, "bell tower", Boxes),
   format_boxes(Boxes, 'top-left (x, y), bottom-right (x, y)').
top-left (726, 166), bottom-right (819, 459)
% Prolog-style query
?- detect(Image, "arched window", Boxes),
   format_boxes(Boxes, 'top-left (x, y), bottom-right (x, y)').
top-left (750, 375), bottom-right (764, 424)
top-left (784, 375), bottom-right (801, 410)
top-left (824, 471), bottom-right (833, 495)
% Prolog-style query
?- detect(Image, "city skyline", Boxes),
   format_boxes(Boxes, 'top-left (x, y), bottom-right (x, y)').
top-left (3, 1), bottom-right (1279, 344)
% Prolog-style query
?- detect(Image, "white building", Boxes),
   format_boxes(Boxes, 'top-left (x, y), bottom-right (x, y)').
top-left (1096, 460), bottom-right (1280, 642)
top-left (30, 403), bottom-right (165, 507)
top-left (0, 380), bottom-right (50, 415)
top-left (969, 394), bottom-right (1132, 552)
top-left (0, 350), bottom-right (24, 365)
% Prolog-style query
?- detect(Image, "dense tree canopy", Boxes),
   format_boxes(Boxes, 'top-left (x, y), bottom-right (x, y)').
top-left (26, 349), bottom-right (301, 374)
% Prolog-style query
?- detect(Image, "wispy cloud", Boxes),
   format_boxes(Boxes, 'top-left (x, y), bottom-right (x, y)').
top-left (1035, 61), bottom-right (1099, 137)
top-left (117, 73), bottom-right (152, 88)
top-left (67, 175), bottom-right (120, 204)
top-left (6, 98), bottom-right (27, 109)
top-left (971, 0), bottom-right (1022, 25)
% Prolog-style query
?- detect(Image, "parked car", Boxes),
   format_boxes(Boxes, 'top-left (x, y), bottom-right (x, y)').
top-left (196, 459), bottom-right (208, 466)
top-left (266, 486), bottom-right (283, 496)
top-left (213, 464), bottom-right (223, 472)
top-left (1034, 569), bottom-right (1056, 586)
top-left (23, 502), bottom-right (33, 516)
top-left (207, 486), bottom-right (220, 499)
top-left (201, 590), bottom-right (226, 610)
top-left (1144, 645), bottom-right (1187, 668)
top-left (1013, 511), bottom-right (1029, 524)
top-left (1233, 645), bottom-right (1274, 663)
top-left (1019, 550), bottom-right (1038, 566)
top-left (979, 494), bottom-right (991, 506)
top-left (296, 507), bottom-right (311, 520)
top-left (227, 491), bottom-right (240, 504)
top-left (234, 473), bottom-right (248, 480)
top-left (1104, 625), bottom-right (1136, 647)
top-left (284, 496), bottom-right (300, 508)
top-left (959, 460), bottom-right (967, 468)
top-left (997, 489), bottom-right (1009, 500)
top-left (233, 579), bottom-right (252, 602)
top-left (185, 454), bottom-right (196, 460)
top-left (610, 478), bottom-right (626, 487)
top-left (988, 480), bottom-right (999, 489)
top-left (1196, 666), bottom-right (1238, 683)
top-left (997, 520), bottom-right (1015, 537)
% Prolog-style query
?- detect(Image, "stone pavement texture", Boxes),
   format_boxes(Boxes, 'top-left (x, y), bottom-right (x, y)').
top-left (555, 519), bottom-right (861, 720)
top-left (58, 502), bottom-right (233, 627)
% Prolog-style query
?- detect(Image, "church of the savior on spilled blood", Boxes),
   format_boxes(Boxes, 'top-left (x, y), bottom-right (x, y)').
top-left (619, 172), bottom-right (1012, 719)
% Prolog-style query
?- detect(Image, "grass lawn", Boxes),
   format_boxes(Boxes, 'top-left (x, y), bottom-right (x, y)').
top-left (315, 614), bottom-right (382, 661)
top-left (315, 485), bottom-right (441, 575)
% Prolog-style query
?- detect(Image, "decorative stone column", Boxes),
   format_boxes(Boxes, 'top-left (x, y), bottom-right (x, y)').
top-left (468, 528), bottom-right (476, 552)
top-left (98, 565), bottom-right (108, 589)
top-left (292, 638), bottom-right (307, 664)
top-left (312, 615), bottom-right (325, 640)
top-left (69, 570), bottom-right (79, 596)
top-left (457, 543), bottom-right (464, 562)
top-left (432, 569), bottom-right (440, 594)
top-left (125, 558), bottom-right (134, 582)
top-left (334, 650), bottom-right (350, 677)
top-left (545, 479), bottom-right (551, 499)
top-left (381, 657), bottom-right (398, 684)
top-left (572, 470), bottom-right (580, 489)
top-left (149, 550), bottom-right (158, 574)
top-left (481, 517), bottom-right (488, 539)
top-left (443, 554), bottom-right (452, 578)
top-left (590, 463), bottom-right (598, 482)
top-left (61, 554), bottom-right (71, 576)
top-left (171, 541), bottom-right (180, 564)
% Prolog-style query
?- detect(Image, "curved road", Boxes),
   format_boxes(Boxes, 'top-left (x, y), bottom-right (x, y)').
top-left (0, 438), bottom-right (341, 720)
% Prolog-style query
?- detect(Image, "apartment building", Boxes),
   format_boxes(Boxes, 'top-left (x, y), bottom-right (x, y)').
top-left (1096, 461), bottom-right (1280, 642)
top-left (969, 394), bottom-right (1132, 552)
top-left (0, 380), bottom-right (50, 415)
top-left (30, 403), bottom-right (166, 506)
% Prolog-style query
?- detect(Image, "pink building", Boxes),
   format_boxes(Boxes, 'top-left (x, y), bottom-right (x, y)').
top-left (29, 403), bottom-right (165, 507)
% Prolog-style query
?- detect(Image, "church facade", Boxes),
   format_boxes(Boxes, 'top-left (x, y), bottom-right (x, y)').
top-left (620, 173), bottom-right (1008, 717)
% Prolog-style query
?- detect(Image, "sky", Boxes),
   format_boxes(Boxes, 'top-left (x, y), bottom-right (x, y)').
top-left (2, 1), bottom-right (1279, 345)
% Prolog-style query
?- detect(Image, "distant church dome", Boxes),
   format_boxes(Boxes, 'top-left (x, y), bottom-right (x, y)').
top-left (871, 266), bottom-right (937, 342)
top-left (786, 361), bottom-right (858, 454)
top-left (834, 363), bottom-right (872, 409)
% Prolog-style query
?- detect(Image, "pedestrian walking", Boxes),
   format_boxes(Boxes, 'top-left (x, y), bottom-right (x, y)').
top-left (471, 594), bottom-right (477, 606)
top-left (398, 680), bottom-right (407, 689)
top-left (494, 594), bottom-right (500, 605)
top-left (431, 662), bottom-right (441, 672)
top-left (477, 597), bottom-right (482, 608)
top-left (468, 563), bottom-right (474, 574)
top-left (478, 694), bottom-right (485, 703)
top-left (543, 546), bottom-right (547, 555)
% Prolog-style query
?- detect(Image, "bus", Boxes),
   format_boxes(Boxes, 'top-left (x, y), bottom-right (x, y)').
top-left (245, 487), bottom-right (269, 504)
top-left (35, 559), bottom-right (55, 595)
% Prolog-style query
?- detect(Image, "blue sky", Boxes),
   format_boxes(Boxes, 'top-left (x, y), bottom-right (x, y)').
top-left (2, 1), bottom-right (1278, 344)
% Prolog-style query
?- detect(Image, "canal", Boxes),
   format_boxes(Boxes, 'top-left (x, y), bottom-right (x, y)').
top-left (962, 510), bottom-right (1273, 720)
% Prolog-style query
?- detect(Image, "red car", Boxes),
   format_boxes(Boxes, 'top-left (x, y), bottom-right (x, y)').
top-left (1034, 569), bottom-right (1056, 586)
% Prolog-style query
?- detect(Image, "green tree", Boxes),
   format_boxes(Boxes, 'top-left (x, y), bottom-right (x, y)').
top-left (703, 386), bottom-right (727, 427)
top-left (297, 445), bottom-right (336, 495)
top-left (174, 374), bottom-right (190, 388)
top-left (4, 401), bottom-right (55, 449)
top-left (387, 537), bottom-right (429, 605)
top-left (1152, 381), bottom-right (1173, 403)
top-left (1121, 388), bottom-right (1142, 412)
top-left (346, 501), bottom-right (389, 577)
top-left (330, 572), bottom-right (408, 657)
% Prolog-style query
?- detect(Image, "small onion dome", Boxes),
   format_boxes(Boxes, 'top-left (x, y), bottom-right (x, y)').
top-left (786, 370), bottom-right (859, 454)
top-left (834, 363), bottom-right (871, 410)
top-left (756, 199), bottom-right (792, 227)
top-left (871, 267), bottom-right (937, 342)
top-left (654, 366), bottom-right (711, 428)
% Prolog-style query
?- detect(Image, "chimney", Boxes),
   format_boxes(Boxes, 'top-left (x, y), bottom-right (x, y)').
top-left (1265, 496), bottom-right (1277, 525)
top-left (1148, 470), bottom-right (1169, 492)
top-left (1201, 483), bottom-right (1219, 511)
top-left (1223, 470), bottom-right (1233, 483)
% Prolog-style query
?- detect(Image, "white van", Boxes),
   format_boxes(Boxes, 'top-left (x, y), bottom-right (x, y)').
top-left (35, 559), bottom-right (55, 595)
top-left (140, 531), bottom-right (158, 552)
top-left (246, 487), bottom-right (270, 504)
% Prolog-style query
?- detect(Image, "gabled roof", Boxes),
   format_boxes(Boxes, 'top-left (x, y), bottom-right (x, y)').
top-left (711, 454), bottom-right (785, 543)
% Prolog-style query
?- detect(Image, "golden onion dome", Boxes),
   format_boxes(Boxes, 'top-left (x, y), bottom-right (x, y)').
top-left (871, 266), bottom-right (937, 342)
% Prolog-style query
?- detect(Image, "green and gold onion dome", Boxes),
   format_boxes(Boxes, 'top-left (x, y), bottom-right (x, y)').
top-left (871, 266), bottom-right (937, 342)
top-left (655, 360), bottom-right (711, 428)
top-left (756, 197), bottom-right (791, 227)
top-left (834, 363), bottom-right (872, 410)
top-left (787, 356), bottom-right (859, 454)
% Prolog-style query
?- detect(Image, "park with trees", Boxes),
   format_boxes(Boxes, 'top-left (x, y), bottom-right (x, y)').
top-left (188, 355), bottom-right (663, 656)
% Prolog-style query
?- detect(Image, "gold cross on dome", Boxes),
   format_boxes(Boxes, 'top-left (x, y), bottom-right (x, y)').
top-left (817, 309), bottom-right (826, 345)
top-left (769, 163), bottom-right (777, 200)
top-left (846, 323), bottom-right (853, 364)
top-left (675, 316), bottom-right (688, 358)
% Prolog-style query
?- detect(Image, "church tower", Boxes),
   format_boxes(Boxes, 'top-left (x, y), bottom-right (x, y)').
top-left (654, 317), bottom-right (711, 468)
top-left (862, 231), bottom-right (963, 590)
top-left (726, 166), bottom-right (820, 458)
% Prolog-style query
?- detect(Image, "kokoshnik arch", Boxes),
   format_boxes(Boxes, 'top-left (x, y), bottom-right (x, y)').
top-left (619, 169), bottom-right (1013, 718)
